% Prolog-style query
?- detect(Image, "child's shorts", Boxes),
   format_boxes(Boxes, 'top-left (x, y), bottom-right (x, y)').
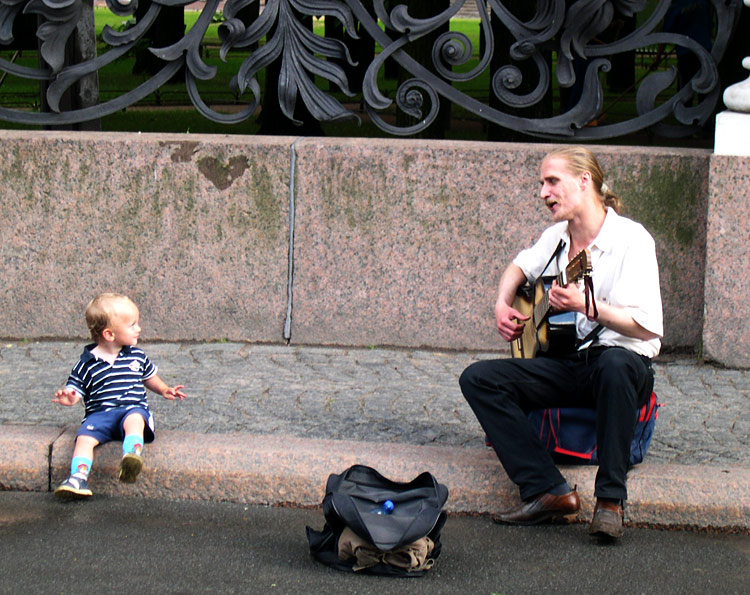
top-left (77, 407), bottom-right (155, 445)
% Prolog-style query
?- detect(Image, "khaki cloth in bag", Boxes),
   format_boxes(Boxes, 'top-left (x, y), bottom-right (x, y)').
top-left (338, 527), bottom-right (435, 572)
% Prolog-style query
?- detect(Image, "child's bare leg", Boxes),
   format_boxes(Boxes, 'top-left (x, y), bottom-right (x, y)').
top-left (119, 412), bottom-right (146, 483)
top-left (71, 434), bottom-right (98, 461)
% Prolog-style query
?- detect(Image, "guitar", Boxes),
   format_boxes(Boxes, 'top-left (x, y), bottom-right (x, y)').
top-left (510, 249), bottom-right (592, 359)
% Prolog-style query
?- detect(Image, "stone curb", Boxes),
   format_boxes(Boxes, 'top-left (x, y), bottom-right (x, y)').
top-left (3, 424), bottom-right (748, 531)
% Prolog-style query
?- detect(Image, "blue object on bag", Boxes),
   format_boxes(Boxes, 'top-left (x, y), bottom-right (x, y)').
top-left (526, 392), bottom-right (660, 466)
top-left (370, 499), bottom-right (395, 515)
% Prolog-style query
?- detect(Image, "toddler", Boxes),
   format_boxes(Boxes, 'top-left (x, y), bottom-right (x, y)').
top-left (53, 293), bottom-right (186, 499)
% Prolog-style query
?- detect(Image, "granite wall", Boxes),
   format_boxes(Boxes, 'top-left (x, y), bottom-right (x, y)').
top-left (0, 131), bottom-right (291, 342)
top-left (703, 155), bottom-right (750, 368)
top-left (0, 131), bottom-right (744, 366)
top-left (291, 140), bottom-right (710, 354)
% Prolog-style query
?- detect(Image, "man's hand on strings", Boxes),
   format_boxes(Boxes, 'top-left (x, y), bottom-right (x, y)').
top-left (495, 301), bottom-right (528, 342)
top-left (548, 280), bottom-right (585, 314)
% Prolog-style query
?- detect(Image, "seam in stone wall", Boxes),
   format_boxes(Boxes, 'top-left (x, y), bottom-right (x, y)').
top-left (284, 138), bottom-right (303, 343)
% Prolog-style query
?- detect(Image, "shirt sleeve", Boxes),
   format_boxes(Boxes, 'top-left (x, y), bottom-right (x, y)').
top-left (64, 362), bottom-right (87, 398)
top-left (513, 223), bottom-right (568, 282)
top-left (608, 230), bottom-right (664, 338)
top-left (141, 355), bottom-right (158, 381)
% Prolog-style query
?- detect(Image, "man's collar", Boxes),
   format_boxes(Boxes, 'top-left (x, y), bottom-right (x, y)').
top-left (589, 207), bottom-right (617, 253)
top-left (560, 207), bottom-right (616, 253)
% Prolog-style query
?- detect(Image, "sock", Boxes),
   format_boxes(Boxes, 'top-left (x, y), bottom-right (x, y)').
top-left (70, 456), bottom-right (92, 479)
top-left (122, 434), bottom-right (143, 456)
top-left (599, 497), bottom-right (623, 507)
top-left (549, 481), bottom-right (572, 496)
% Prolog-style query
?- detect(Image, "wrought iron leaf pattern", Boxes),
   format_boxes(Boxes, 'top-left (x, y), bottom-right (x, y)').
top-left (0, 0), bottom-right (745, 138)
top-left (218, 0), bottom-right (359, 124)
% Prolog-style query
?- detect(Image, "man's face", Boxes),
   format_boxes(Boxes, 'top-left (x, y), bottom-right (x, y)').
top-left (539, 157), bottom-right (585, 222)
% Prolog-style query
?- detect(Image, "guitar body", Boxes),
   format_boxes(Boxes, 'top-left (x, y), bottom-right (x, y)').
top-left (509, 249), bottom-right (591, 360)
top-left (510, 279), bottom-right (549, 359)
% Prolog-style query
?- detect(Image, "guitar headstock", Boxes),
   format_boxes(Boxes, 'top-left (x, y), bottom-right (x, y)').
top-left (565, 248), bottom-right (592, 283)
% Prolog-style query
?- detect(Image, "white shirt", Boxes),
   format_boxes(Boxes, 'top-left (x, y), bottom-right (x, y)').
top-left (513, 208), bottom-right (663, 358)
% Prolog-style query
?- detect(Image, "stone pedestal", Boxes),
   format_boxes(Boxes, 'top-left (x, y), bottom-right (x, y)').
top-left (706, 19), bottom-right (750, 367)
top-left (704, 155), bottom-right (750, 368)
top-left (716, 38), bottom-right (750, 155)
top-left (714, 111), bottom-right (750, 156)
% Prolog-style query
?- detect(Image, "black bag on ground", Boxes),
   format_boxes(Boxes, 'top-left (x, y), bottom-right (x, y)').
top-left (306, 464), bottom-right (449, 577)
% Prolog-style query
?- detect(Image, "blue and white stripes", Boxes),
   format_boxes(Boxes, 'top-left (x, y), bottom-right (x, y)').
top-left (65, 344), bottom-right (157, 419)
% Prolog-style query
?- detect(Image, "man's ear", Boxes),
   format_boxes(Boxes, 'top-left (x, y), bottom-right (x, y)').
top-left (580, 171), bottom-right (591, 190)
top-left (102, 328), bottom-right (116, 342)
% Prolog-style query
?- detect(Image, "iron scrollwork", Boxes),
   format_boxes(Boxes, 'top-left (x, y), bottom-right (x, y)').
top-left (0, 0), bottom-right (745, 138)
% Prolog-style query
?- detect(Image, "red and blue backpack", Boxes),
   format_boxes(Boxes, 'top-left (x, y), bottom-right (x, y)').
top-left (525, 392), bottom-right (660, 465)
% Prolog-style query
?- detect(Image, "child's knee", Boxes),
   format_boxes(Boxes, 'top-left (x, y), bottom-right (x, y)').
top-left (75, 434), bottom-right (98, 447)
top-left (122, 411), bottom-right (146, 433)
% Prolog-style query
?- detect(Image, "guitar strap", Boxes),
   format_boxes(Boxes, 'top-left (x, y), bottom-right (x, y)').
top-left (540, 239), bottom-right (566, 277)
top-left (543, 237), bottom-right (600, 328)
top-left (583, 276), bottom-right (599, 321)
top-left (576, 323), bottom-right (604, 350)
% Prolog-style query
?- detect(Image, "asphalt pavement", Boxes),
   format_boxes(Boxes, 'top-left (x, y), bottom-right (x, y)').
top-left (0, 492), bottom-right (747, 595)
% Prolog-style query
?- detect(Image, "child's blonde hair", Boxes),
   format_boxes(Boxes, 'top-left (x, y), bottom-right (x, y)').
top-left (85, 293), bottom-right (136, 342)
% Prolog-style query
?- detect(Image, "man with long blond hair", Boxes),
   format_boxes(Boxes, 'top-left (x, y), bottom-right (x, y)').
top-left (460, 146), bottom-right (663, 539)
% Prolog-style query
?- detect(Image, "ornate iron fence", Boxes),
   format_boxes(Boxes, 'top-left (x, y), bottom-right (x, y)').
top-left (0, 0), bottom-right (746, 139)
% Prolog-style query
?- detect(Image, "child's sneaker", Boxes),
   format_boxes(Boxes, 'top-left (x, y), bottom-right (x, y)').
top-left (118, 452), bottom-right (143, 483)
top-left (54, 476), bottom-right (93, 500)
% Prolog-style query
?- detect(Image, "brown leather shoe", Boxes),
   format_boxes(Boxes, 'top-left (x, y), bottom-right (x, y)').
top-left (589, 499), bottom-right (624, 538)
top-left (492, 489), bottom-right (580, 525)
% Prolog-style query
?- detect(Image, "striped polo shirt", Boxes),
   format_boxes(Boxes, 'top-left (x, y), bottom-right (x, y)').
top-left (65, 344), bottom-right (158, 420)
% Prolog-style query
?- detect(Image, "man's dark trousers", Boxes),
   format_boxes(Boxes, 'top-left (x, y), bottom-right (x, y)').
top-left (459, 347), bottom-right (653, 502)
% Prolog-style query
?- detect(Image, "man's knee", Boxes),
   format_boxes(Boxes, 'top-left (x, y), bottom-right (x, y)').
top-left (459, 359), bottom-right (503, 389)
top-left (593, 348), bottom-right (652, 407)
top-left (459, 362), bottom-right (483, 400)
top-left (593, 348), bottom-right (645, 383)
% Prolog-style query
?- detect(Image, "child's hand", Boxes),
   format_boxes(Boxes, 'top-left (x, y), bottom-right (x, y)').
top-left (53, 388), bottom-right (80, 406)
top-left (162, 385), bottom-right (187, 401)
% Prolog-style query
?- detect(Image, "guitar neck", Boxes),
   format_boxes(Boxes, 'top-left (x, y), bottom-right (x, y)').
top-left (530, 249), bottom-right (590, 331)
top-left (532, 271), bottom-right (564, 328)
